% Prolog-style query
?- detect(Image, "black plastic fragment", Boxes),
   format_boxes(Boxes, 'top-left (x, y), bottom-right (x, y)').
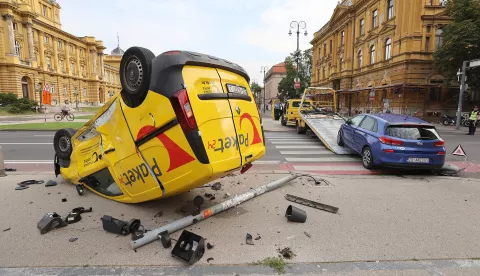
top-left (171, 230), bottom-right (205, 265)
top-left (246, 233), bottom-right (254, 245)
top-left (45, 180), bottom-right (57, 187)
top-left (37, 212), bottom-right (68, 234)
top-left (159, 230), bottom-right (172, 248)
top-left (100, 215), bottom-right (140, 236)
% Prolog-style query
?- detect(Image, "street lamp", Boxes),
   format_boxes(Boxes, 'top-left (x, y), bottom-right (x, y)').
top-left (289, 21), bottom-right (307, 98)
top-left (260, 66), bottom-right (269, 113)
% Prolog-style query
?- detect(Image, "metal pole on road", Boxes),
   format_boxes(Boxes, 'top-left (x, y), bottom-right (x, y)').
top-left (260, 66), bottom-right (268, 114)
top-left (456, 61), bottom-right (468, 130)
top-left (289, 21), bottom-right (307, 98)
top-left (131, 173), bottom-right (301, 250)
top-left (0, 146), bottom-right (5, 177)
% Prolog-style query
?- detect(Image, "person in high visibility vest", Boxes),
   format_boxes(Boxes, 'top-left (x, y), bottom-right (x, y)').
top-left (467, 106), bottom-right (479, 135)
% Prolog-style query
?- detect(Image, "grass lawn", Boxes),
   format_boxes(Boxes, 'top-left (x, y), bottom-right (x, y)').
top-left (75, 115), bottom-right (94, 120)
top-left (0, 122), bottom-right (86, 131)
top-left (0, 107), bottom-right (36, 116)
top-left (81, 107), bottom-right (100, 113)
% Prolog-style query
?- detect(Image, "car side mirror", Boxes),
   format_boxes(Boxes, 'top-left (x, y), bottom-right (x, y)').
top-left (346, 119), bottom-right (352, 125)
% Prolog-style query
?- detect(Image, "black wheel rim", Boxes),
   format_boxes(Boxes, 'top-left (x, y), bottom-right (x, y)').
top-left (124, 56), bottom-right (143, 92)
top-left (59, 136), bottom-right (70, 153)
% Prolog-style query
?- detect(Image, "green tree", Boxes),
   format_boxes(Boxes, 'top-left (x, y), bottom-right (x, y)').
top-left (250, 81), bottom-right (262, 102)
top-left (433, 0), bottom-right (480, 92)
top-left (278, 48), bottom-right (312, 101)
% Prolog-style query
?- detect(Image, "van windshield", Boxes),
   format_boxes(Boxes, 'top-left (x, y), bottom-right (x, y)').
top-left (386, 125), bottom-right (441, 140)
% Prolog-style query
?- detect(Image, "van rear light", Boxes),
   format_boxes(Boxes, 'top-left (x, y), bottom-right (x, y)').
top-left (171, 89), bottom-right (197, 133)
top-left (379, 136), bottom-right (404, 146)
top-left (434, 140), bottom-right (445, 147)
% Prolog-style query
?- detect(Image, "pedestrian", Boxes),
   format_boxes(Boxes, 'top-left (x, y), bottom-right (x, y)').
top-left (467, 106), bottom-right (479, 135)
top-left (61, 100), bottom-right (71, 117)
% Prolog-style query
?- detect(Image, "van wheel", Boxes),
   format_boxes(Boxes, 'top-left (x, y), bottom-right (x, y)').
top-left (296, 122), bottom-right (307, 134)
top-left (120, 47), bottom-right (156, 108)
top-left (281, 116), bottom-right (287, 126)
top-left (54, 128), bottom-right (77, 159)
top-left (362, 146), bottom-right (374, 169)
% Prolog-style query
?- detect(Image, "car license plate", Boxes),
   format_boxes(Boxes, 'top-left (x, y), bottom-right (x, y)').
top-left (407, 157), bottom-right (430, 163)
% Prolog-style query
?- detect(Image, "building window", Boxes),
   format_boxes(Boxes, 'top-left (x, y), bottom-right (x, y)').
top-left (339, 58), bottom-right (343, 71)
top-left (436, 28), bottom-right (444, 49)
top-left (370, 45), bottom-right (375, 64)
top-left (387, 0), bottom-right (394, 20)
top-left (60, 60), bottom-right (64, 72)
top-left (13, 22), bottom-right (18, 30)
top-left (80, 49), bottom-right (83, 56)
top-left (323, 43), bottom-right (327, 55)
top-left (425, 36), bottom-right (431, 52)
top-left (426, 25), bottom-right (431, 33)
top-left (42, 5), bottom-right (47, 16)
top-left (358, 50), bottom-right (363, 68)
top-left (14, 40), bottom-right (21, 58)
top-left (63, 86), bottom-right (67, 95)
top-left (341, 31), bottom-right (345, 45)
top-left (46, 56), bottom-right (51, 68)
top-left (385, 38), bottom-right (392, 60)
top-left (57, 40), bottom-right (62, 49)
top-left (71, 62), bottom-right (75, 74)
top-left (329, 40), bottom-right (332, 53)
top-left (81, 65), bottom-right (85, 76)
top-left (322, 67), bottom-right (326, 79)
top-left (51, 84), bottom-right (55, 94)
top-left (69, 45), bottom-right (73, 53)
top-left (44, 35), bottom-right (49, 44)
top-left (372, 9), bottom-right (378, 28)
top-left (83, 88), bottom-right (87, 97)
top-left (317, 69), bottom-right (320, 81)
top-left (21, 77), bottom-right (29, 99)
top-left (360, 19), bottom-right (365, 35)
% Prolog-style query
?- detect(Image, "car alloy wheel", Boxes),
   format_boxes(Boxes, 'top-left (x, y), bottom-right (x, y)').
top-left (362, 147), bottom-right (373, 169)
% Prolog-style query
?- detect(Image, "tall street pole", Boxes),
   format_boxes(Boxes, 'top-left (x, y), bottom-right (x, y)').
top-left (456, 59), bottom-right (480, 129)
top-left (260, 66), bottom-right (268, 114)
top-left (289, 21), bottom-right (307, 98)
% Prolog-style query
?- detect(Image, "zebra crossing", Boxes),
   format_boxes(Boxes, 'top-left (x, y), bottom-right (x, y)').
top-left (263, 131), bottom-right (377, 175)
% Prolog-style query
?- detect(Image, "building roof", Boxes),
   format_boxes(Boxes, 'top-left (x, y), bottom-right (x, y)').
top-left (265, 62), bottom-right (287, 80)
top-left (111, 46), bottom-right (125, 56)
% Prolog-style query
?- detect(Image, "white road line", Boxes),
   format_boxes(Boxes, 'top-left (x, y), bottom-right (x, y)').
top-left (4, 160), bottom-right (53, 164)
top-left (0, 143), bottom-right (52, 145)
top-left (275, 145), bottom-right (326, 149)
top-left (253, 160), bottom-right (282, 164)
top-left (280, 150), bottom-right (333, 155)
top-left (34, 135), bottom-right (54, 137)
top-left (270, 141), bottom-right (322, 145)
top-left (267, 138), bottom-right (314, 141)
top-left (294, 165), bottom-right (365, 171)
top-left (286, 157), bottom-right (359, 162)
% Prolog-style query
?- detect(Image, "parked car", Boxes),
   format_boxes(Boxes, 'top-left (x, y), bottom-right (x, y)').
top-left (337, 113), bottom-right (445, 170)
top-left (53, 47), bottom-right (266, 203)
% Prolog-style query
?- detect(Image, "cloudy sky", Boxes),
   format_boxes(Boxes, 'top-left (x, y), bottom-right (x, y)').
top-left (60, 0), bottom-right (338, 84)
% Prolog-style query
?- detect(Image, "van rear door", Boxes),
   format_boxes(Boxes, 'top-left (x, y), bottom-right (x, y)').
top-left (181, 65), bottom-right (241, 174)
top-left (216, 68), bottom-right (265, 166)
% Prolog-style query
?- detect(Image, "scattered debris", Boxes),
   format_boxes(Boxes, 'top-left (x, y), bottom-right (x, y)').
top-left (154, 211), bottom-right (164, 218)
top-left (100, 215), bottom-right (141, 236)
top-left (192, 196), bottom-right (205, 216)
top-left (5, 168), bottom-right (16, 172)
top-left (15, 185), bottom-right (28, 190)
top-left (255, 235), bottom-right (261, 240)
top-left (252, 257), bottom-right (286, 274)
top-left (211, 182), bottom-right (222, 191)
top-left (207, 242), bottom-right (214, 249)
top-left (304, 231), bottom-right (311, 238)
top-left (45, 180), bottom-right (57, 187)
top-left (65, 207), bottom-right (92, 224)
top-left (158, 231), bottom-right (171, 248)
top-left (285, 194), bottom-right (338, 214)
top-left (3, 228), bottom-right (11, 232)
top-left (210, 196), bottom-right (216, 201)
top-left (285, 205), bottom-right (307, 223)
top-left (204, 193), bottom-right (214, 198)
top-left (61, 198), bottom-right (67, 202)
top-left (37, 212), bottom-right (68, 234)
top-left (277, 247), bottom-right (296, 259)
top-left (224, 193), bottom-right (231, 199)
top-left (17, 180), bottom-right (44, 186)
top-left (69, 238), bottom-right (78, 242)
top-left (172, 230), bottom-right (205, 265)
top-left (207, 257), bottom-right (214, 263)
top-left (246, 233), bottom-right (254, 245)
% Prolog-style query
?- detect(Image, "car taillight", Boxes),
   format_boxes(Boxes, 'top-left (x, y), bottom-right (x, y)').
top-left (382, 149), bottom-right (394, 153)
top-left (438, 151), bottom-right (446, 155)
top-left (434, 140), bottom-right (445, 147)
top-left (379, 136), bottom-right (404, 146)
top-left (171, 89), bottom-right (197, 133)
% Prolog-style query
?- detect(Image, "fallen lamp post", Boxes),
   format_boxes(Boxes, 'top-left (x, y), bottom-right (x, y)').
top-left (131, 173), bottom-right (301, 250)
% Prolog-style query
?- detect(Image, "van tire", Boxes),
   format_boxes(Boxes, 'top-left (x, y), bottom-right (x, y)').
top-left (281, 116), bottom-right (287, 126)
top-left (296, 122), bottom-right (307, 134)
top-left (54, 128), bottom-right (76, 159)
top-left (120, 46), bottom-right (156, 108)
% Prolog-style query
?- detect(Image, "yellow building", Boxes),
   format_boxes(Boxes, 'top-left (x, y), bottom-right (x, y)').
top-left (311, 0), bottom-right (455, 118)
top-left (0, 0), bottom-right (121, 107)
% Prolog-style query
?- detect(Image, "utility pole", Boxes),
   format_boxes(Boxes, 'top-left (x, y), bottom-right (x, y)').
top-left (260, 66), bottom-right (268, 113)
top-left (456, 59), bottom-right (480, 129)
top-left (289, 21), bottom-right (307, 98)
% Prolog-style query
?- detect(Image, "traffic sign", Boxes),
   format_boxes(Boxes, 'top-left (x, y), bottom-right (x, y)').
top-left (369, 90), bottom-right (375, 102)
top-left (452, 144), bottom-right (467, 157)
top-left (294, 77), bottom-right (300, 83)
top-left (294, 82), bottom-right (300, 89)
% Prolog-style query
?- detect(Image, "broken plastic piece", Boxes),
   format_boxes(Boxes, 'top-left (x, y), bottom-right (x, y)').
top-left (61, 198), bottom-right (67, 202)
top-left (304, 231), bottom-right (311, 238)
top-left (246, 233), bottom-right (254, 245)
top-left (100, 215), bottom-right (141, 236)
top-left (285, 205), bottom-right (307, 223)
top-left (76, 184), bottom-right (85, 196)
top-left (240, 163), bottom-right (253, 174)
top-left (207, 257), bottom-right (214, 263)
top-left (211, 182), bottom-right (222, 191)
top-left (65, 212), bottom-right (82, 224)
top-left (45, 180), bottom-right (57, 187)
top-left (192, 196), bottom-right (204, 216)
top-left (207, 242), bottom-right (214, 249)
top-left (285, 194), bottom-right (339, 214)
top-left (37, 212), bottom-right (68, 234)
top-left (158, 231), bottom-right (171, 248)
top-left (171, 230), bottom-right (205, 265)
top-left (69, 237), bottom-right (78, 242)
top-left (15, 185), bottom-right (29, 190)
top-left (17, 180), bottom-right (44, 186)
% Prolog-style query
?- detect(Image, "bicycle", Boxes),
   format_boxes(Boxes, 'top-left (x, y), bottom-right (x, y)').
top-left (54, 111), bottom-right (75, 121)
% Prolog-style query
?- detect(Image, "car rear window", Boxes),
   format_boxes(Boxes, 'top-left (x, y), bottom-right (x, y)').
top-left (386, 125), bottom-right (440, 140)
top-left (292, 102), bottom-right (311, 108)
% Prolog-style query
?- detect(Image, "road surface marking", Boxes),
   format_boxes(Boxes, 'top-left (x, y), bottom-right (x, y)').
top-left (294, 165), bottom-right (366, 171)
top-left (280, 150), bottom-right (333, 155)
top-left (270, 141), bottom-right (322, 145)
top-left (267, 138), bottom-right (314, 141)
top-left (253, 160), bottom-right (282, 164)
top-left (4, 160), bottom-right (53, 164)
top-left (286, 157), bottom-right (359, 162)
top-left (275, 145), bottom-right (326, 149)
top-left (0, 143), bottom-right (52, 145)
top-left (34, 135), bottom-right (55, 137)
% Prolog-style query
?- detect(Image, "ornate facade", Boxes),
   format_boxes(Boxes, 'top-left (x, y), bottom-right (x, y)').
top-left (311, 0), bottom-right (456, 117)
top-left (0, 0), bottom-right (121, 107)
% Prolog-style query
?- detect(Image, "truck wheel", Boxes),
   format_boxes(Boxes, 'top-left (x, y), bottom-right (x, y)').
top-left (281, 116), bottom-right (287, 126)
top-left (296, 122), bottom-right (307, 134)
top-left (120, 46), bottom-right (156, 108)
top-left (53, 128), bottom-right (77, 159)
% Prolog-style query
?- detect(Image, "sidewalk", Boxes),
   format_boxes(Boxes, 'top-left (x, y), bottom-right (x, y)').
top-left (1, 171), bottom-right (479, 271)
top-left (262, 117), bottom-right (294, 132)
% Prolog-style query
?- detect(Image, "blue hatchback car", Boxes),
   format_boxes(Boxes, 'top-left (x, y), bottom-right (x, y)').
top-left (337, 113), bottom-right (446, 170)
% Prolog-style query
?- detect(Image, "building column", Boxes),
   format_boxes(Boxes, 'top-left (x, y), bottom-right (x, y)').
top-left (3, 14), bottom-right (16, 55)
top-left (100, 53), bottom-right (104, 78)
top-left (24, 21), bottom-right (35, 60)
top-left (92, 50), bottom-right (97, 76)
top-left (37, 31), bottom-right (45, 68)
